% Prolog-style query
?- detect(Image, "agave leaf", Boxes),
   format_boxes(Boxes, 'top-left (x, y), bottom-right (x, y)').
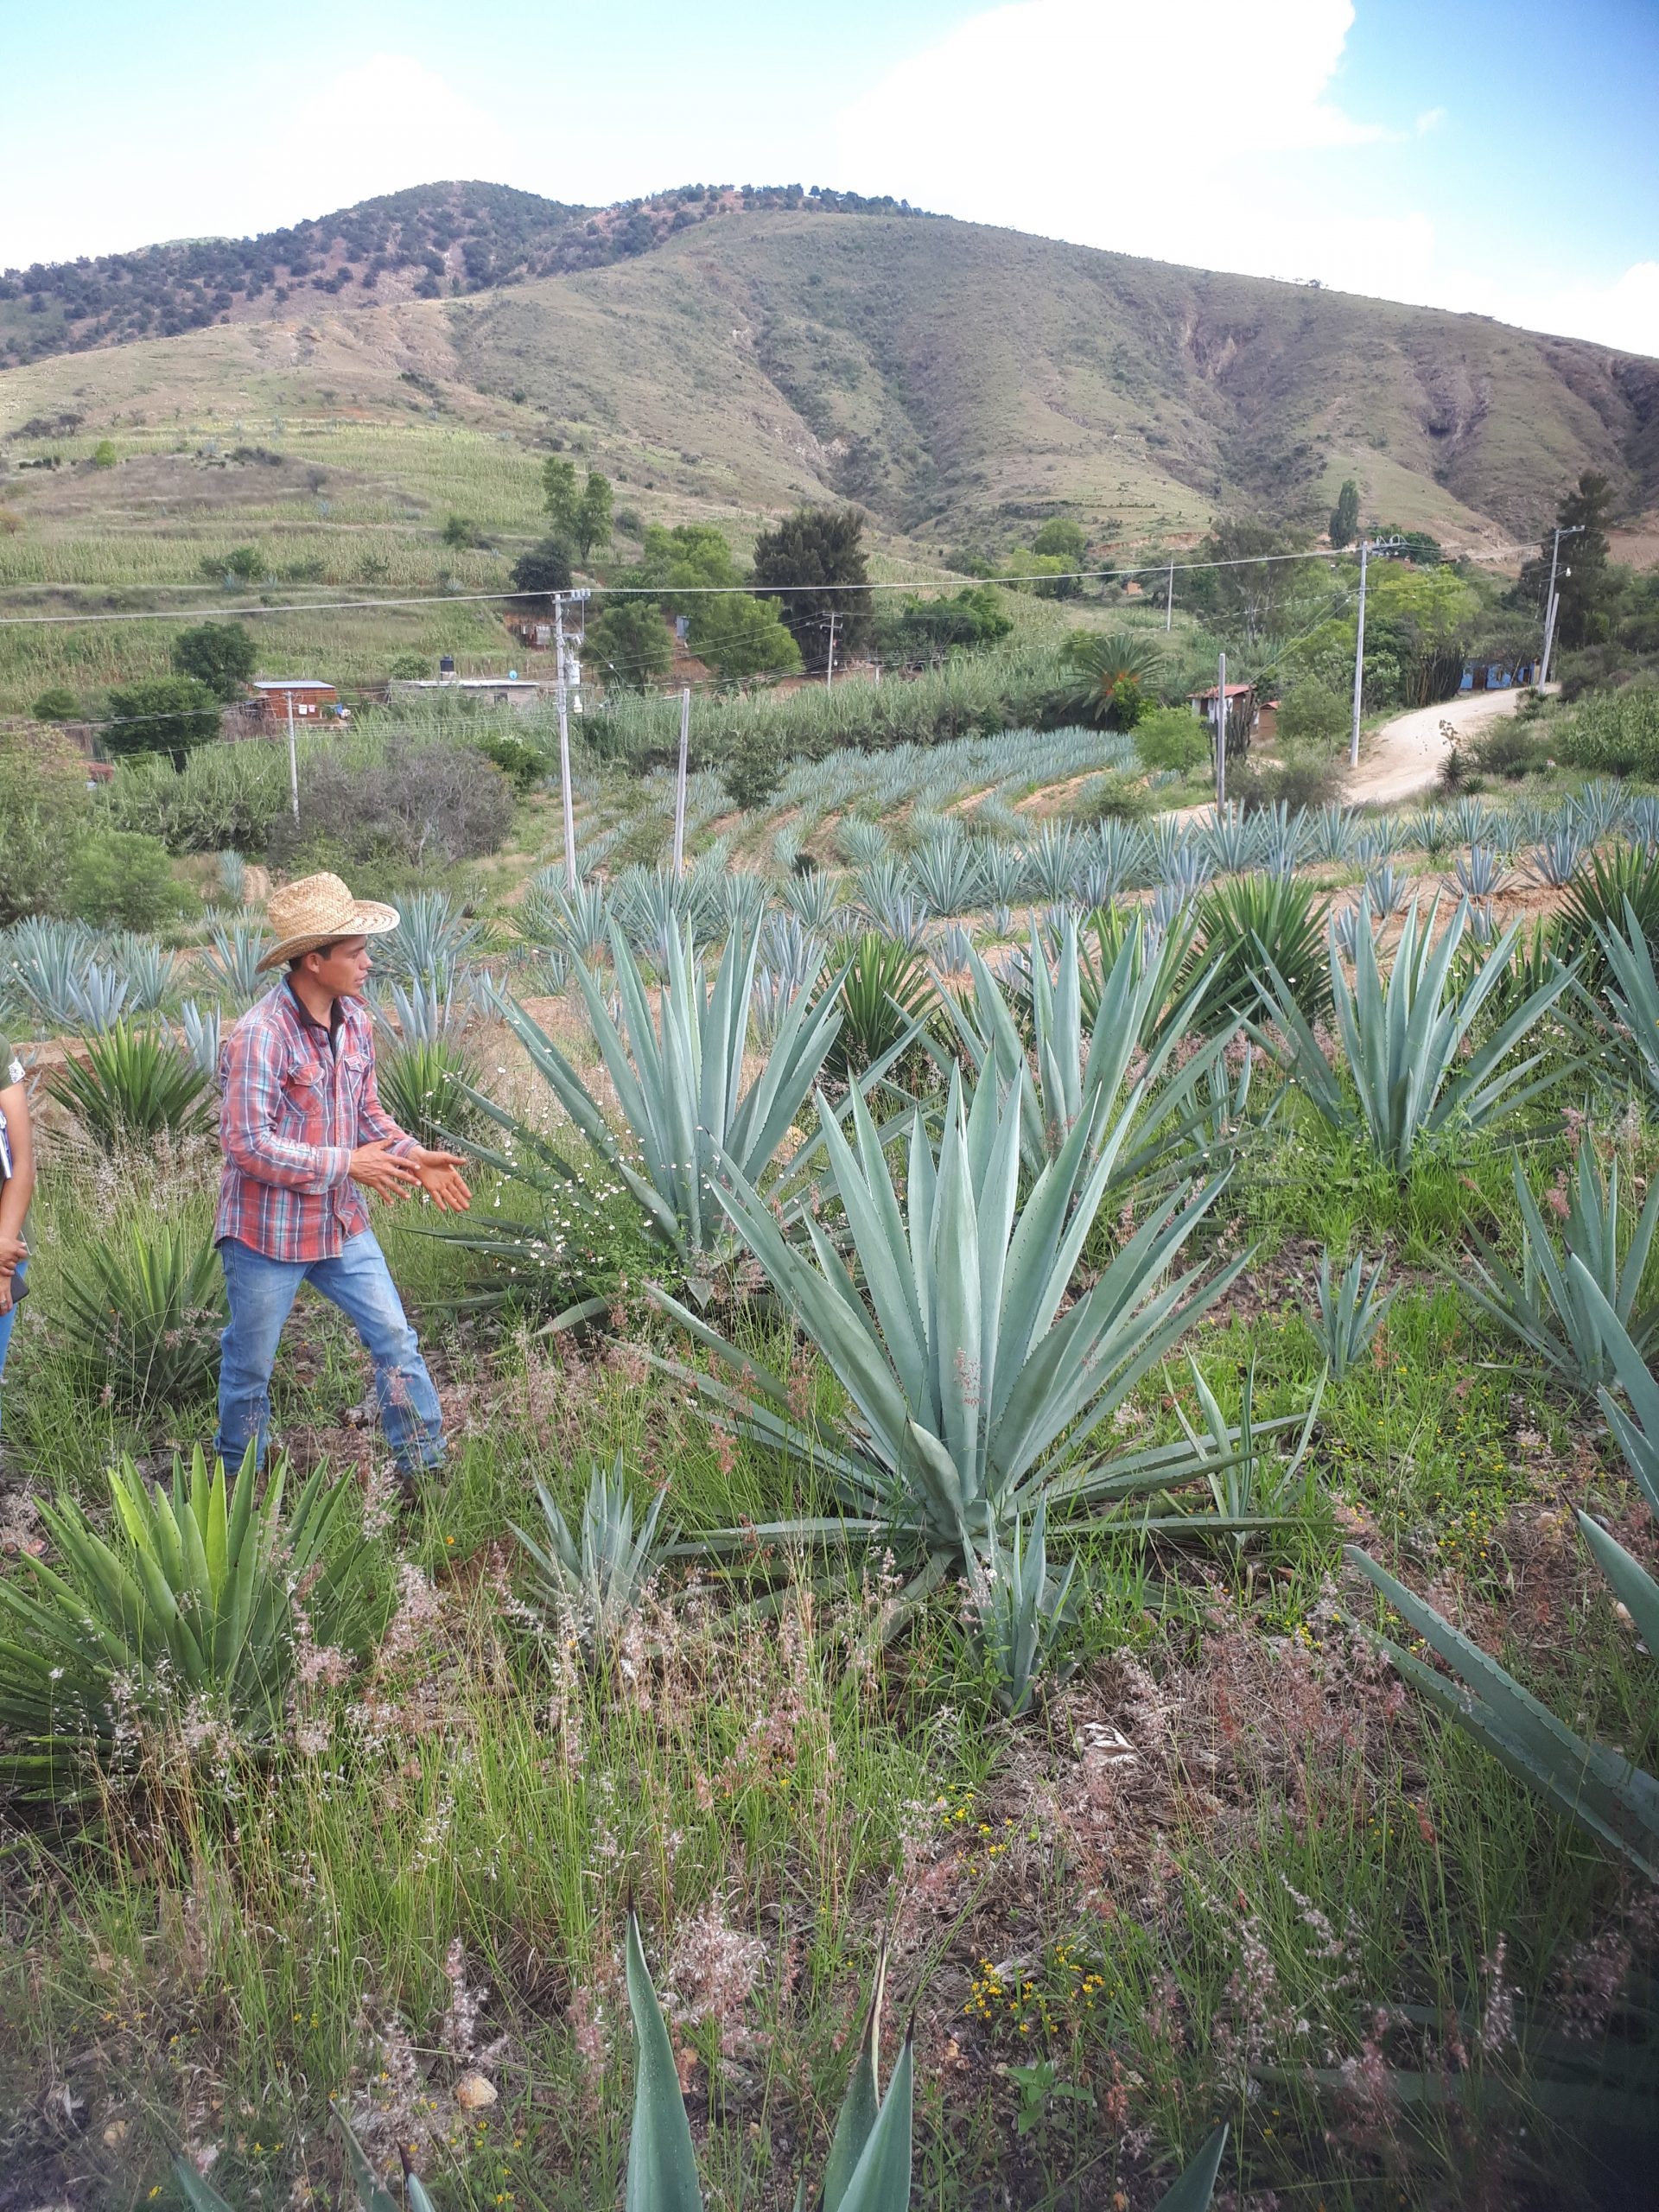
top-left (1154, 2124), bottom-right (1229, 2210)
top-left (1575, 1512), bottom-right (1659, 1654)
top-left (823, 1947), bottom-right (889, 2212)
top-left (337, 2115), bottom-right (402, 2212)
top-left (624, 1907), bottom-right (702, 2212)
top-left (171, 2156), bottom-right (238, 2212)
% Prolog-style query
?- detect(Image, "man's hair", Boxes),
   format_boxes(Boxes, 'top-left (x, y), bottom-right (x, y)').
top-left (288, 941), bottom-right (339, 972)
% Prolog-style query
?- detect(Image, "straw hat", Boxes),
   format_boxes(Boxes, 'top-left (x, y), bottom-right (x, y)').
top-left (257, 872), bottom-right (400, 971)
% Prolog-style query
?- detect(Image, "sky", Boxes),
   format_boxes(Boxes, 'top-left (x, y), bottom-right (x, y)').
top-left (1, 0), bottom-right (1655, 353)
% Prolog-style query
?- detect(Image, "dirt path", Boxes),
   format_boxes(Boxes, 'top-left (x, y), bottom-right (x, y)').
top-left (1348, 686), bottom-right (1544, 808)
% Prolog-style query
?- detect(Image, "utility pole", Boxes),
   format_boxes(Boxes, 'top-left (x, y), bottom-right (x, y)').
top-left (1537, 523), bottom-right (1582, 688)
top-left (1214, 651), bottom-right (1227, 811)
top-left (1349, 538), bottom-right (1370, 771)
top-left (554, 590), bottom-right (589, 890)
top-left (285, 690), bottom-right (299, 822)
top-left (671, 687), bottom-right (691, 878)
top-left (1165, 557), bottom-right (1175, 632)
top-left (824, 611), bottom-right (836, 690)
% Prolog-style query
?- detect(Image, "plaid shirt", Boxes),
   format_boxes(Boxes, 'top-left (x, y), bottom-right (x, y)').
top-left (214, 983), bottom-right (416, 1262)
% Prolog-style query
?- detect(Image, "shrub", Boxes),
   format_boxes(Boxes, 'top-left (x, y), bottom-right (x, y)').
top-left (90, 439), bottom-right (118, 467)
top-left (1465, 722), bottom-right (1552, 780)
top-left (106, 743), bottom-right (293, 854)
top-left (30, 687), bottom-right (79, 721)
top-left (57, 1224), bottom-right (225, 1409)
top-left (64, 827), bottom-right (194, 931)
top-left (1274, 682), bottom-right (1348, 755)
top-left (0, 749), bottom-right (88, 925)
top-left (474, 729), bottom-right (546, 790)
top-left (102, 675), bottom-right (221, 763)
top-left (46, 1023), bottom-right (213, 1149)
top-left (826, 931), bottom-right (936, 1078)
top-left (688, 592), bottom-right (803, 681)
top-left (1134, 703), bottom-right (1209, 772)
top-left (510, 537), bottom-right (573, 599)
top-left (266, 739), bottom-right (515, 870)
top-left (1238, 755), bottom-right (1343, 813)
top-left (722, 721), bottom-right (790, 810)
top-left (588, 601), bottom-right (673, 690)
top-left (1558, 683), bottom-right (1659, 778)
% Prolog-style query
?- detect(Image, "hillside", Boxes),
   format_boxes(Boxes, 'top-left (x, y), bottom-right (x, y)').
top-left (2, 196), bottom-right (1656, 709)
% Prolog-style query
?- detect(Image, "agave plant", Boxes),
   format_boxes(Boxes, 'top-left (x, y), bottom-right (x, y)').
top-left (1557, 845), bottom-right (1659, 993)
top-left (908, 831), bottom-right (985, 918)
top-left (1453, 845), bottom-right (1508, 900)
top-left (838, 817), bottom-right (890, 869)
top-left (1525, 828), bottom-right (1586, 889)
top-left (1024, 821), bottom-right (1087, 904)
top-left (1591, 897), bottom-right (1659, 1100)
top-left (2, 917), bottom-right (97, 1031)
top-left (215, 847), bottom-right (248, 906)
top-left (460, 922), bottom-right (844, 1294)
top-left (0, 1446), bottom-right (366, 1792)
top-left (1311, 1248), bottom-right (1395, 1380)
top-left (939, 911), bottom-right (1226, 1186)
top-left (1255, 898), bottom-right (1575, 1172)
top-left (46, 1021), bottom-right (214, 1149)
top-left (1363, 861), bottom-right (1409, 918)
top-left (827, 931), bottom-right (936, 1081)
top-left (103, 932), bottom-right (179, 1014)
top-left (973, 836), bottom-right (1033, 907)
top-left (379, 1034), bottom-right (482, 1148)
top-left (655, 1070), bottom-right (1247, 1617)
top-left (779, 868), bottom-right (847, 932)
top-left (512, 1452), bottom-right (671, 1670)
top-left (1459, 1136), bottom-right (1659, 1394)
top-left (57, 1222), bottom-right (225, 1407)
top-left (524, 874), bottom-right (612, 962)
top-left (971, 1499), bottom-right (1077, 1717)
top-left (1200, 802), bottom-right (1259, 875)
top-left (1187, 872), bottom-right (1328, 1027)
top-left (200, 918), bottom-right (272, 1008)
top-left (1306, 805), bottom-right (1361, 865)
top-left (177, 998), bottom-right (223, 1084)
top-left (720, 868), bottom-right (771, 942)
top-left (1348, 1262), bottom-right (1659, 1879)
top-left (378, 889), bottom-right (484, 987)
top-left (1166, 1356), bottom-right (1324, 1551)
top-left (1570, 777), bottom-right (1626, 845)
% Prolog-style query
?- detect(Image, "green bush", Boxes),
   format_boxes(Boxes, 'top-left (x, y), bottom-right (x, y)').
top-left (0, 749), bottom-right (88, 925)
top-left (588, 601), bottom-right (673, 690)
top-left (64, 828), bottom-right (195, 931)
top-left (1274, 682), bottom-right (1348, 756)
top-left (102, 676), bottom-right (221, 763)
top-left (1134, 703), bottom-right (1209, 772)
top-left (474, 730), bottom-right (547, 790)
top-left (30, 687), bottom-right (79, 721)
top-left (1558, 683), bottom-right (1659, 778)
top-left (170, 622), bottom-right (257, 702)
top-left (106, 743), bottom-right (293, 854)
top-left (1466, 722), bottom-right (1552, 780)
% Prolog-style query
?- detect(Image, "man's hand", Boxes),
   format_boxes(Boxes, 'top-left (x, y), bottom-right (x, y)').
top-left (348, 1139), bottom-right (423, 1201)
top-left (412, 1148), bottom-right (473, 1213)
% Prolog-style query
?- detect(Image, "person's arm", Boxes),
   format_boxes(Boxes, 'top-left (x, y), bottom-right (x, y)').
top-left (354, 1038), bottom-right (420, 1160)
top-left (355, 1030), bottom-right (473, 1212)
top-left (0, 1078), bottom-right (33, 1313)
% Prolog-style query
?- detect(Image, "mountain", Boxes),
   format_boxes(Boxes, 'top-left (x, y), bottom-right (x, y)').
top-left (1, 187), bottom-right (1656, 573)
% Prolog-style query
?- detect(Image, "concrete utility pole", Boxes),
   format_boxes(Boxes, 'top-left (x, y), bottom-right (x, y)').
top-left (824, 610), bottom-right (837, 690)
top-left (554, 590), bottom-right (590, 890)
top-left (1537, 523), bottom-right (1583, 689)
top-left (1165, 557), bottom-right (1175, 632)
top-left (1349, 539), bottom-right (1370, 771)
top-left (285, 690), bottom-right (299, 822)
top-left (1214, 651), bottom-right (1227, 810)
top-left (671, 686), bottom-right (691, 879)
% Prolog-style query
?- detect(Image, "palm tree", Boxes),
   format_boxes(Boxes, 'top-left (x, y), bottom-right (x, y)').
top-left (1062, 630), bottom-right (1167, 727)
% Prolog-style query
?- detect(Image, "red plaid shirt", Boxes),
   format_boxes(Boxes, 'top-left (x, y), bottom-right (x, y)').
top-left (215, 982), bottom-right (416, 1261)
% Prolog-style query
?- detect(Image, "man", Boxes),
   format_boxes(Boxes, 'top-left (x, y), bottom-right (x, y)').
top-left (0, 1030), bottom-right (34, 1449)
top-left (214, 870), bottom-right (472, 1478)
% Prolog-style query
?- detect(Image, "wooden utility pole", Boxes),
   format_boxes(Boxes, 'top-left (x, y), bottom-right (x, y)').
top-left (285, 690), bottom-right (299, 822)
top-left (671, 686), bottom-right (691, 878)
top-left (1165, 558), bottom-right (1175, 632)
top-left (824, 611), bottom-right (836, 689)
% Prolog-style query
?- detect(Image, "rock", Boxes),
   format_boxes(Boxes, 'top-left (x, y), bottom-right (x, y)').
top-left (454, 2072), bottom-right (497, 2111)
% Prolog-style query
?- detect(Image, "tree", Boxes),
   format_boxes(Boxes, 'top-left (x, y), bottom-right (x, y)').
top-left (442, 514), bottom-right (484, 549)
top-left (171, 622), bottom-right (257, 702)
top-left (1133, 703), bottom-right (1209, 772)
top-left (750, 505), bottom-right (870, 672)
top-left (30, 687), bottom-right (79, 721)
top-left (1518, 472), bottom-right (1616, 652)
top-left (542, 456), bottom-right (579, 542)
top-left (1181, 519), bottom-right (1314, 639)
top-left (91, 439), bottom-right (118, 469)
top-left (102, 677), bottom-right (221, 765)
top-left (632, 523), bottom-right (741, 599)
top-left (575, 472), bottom-right (613, 562)
top-left (1032, 518), bottom-right (1087, 565)
top-left (689, 594), bottom-right (804, 682)
top-left (587, 602), bottom-right (672, 691)
top-left (1061, 630), bottom-right (1167, 728)
top-left (510, 539), bottom-right (573, 601)
top-left (1274, 681), bottom-right (1349, 757)
top-left (1328, 479), bottom-right (1360, 549)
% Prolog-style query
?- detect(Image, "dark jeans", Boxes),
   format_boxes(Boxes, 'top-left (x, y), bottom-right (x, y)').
top-left (214, 1231), bottom-right (444, 1473)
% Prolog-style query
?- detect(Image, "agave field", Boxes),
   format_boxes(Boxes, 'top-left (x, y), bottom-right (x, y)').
top-left (2, 747), bottom-right (1659, 2212)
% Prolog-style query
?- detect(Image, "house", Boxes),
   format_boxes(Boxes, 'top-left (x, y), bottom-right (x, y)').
top-left (388, 676), bottom-right (562, 714)
top-left (244, 679), bottom-right (346, 732)
top-left (1186, 680), bottom-right (1260, 754)
top-left (1459, 658), bottom-right (1535, 693)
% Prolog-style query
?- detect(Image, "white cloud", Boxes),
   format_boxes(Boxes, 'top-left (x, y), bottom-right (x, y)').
top-left (834, 0), bottom-right (1659, 359)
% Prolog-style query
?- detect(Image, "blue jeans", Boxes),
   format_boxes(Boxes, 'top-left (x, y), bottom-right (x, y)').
top-left (0, 1259), bottom-right (23, 1440)
top-left (215, 1231), bottom-right (445, 1474)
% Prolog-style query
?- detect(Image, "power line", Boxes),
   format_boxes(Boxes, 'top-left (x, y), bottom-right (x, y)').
top-left (0, 537), bottom-right (1541, 629)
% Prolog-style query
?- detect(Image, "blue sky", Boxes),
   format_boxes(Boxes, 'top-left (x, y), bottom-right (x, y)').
top-left (2, 0), bottom-right (1655, 351)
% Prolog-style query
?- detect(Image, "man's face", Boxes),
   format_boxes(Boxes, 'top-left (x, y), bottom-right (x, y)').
top-left (307, 935), bottom-right (372, 999)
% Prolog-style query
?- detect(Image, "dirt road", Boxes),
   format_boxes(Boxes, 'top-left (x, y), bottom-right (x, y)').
top-left (1347, 686), bottom-right (1539, 808)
